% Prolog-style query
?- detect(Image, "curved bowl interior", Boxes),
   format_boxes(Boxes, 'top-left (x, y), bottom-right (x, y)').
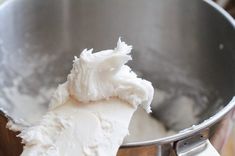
top-left (0, 0), bottom-right (234, 144)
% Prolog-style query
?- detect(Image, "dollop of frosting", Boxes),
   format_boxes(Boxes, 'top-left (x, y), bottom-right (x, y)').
top-left (50, 39), bottom-right (154, 113)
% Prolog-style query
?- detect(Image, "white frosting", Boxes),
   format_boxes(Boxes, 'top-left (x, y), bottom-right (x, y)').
top-left (20, 99), bottom-right (136, 156)
top-left (124, 107), bottom-right (175, 143)
top-left (50, 39), bottom-right (153, 113)
top-left (19, 39), bottom-right (154, 156)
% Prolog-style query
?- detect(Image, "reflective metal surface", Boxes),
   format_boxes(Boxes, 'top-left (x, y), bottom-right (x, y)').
top-left (0, 0), bottom-right (234, 155)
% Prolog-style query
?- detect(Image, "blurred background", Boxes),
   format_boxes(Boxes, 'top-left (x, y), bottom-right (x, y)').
top-left (215, 0), bottom-right (235, 17)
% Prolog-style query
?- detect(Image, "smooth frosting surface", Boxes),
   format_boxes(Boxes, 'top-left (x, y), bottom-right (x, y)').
top-left (20, 99), bottom-right (135, 156)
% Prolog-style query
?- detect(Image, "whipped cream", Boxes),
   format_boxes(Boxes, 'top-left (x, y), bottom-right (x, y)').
top-left (50, 38), bottom-right (153, 112)
top-left (19, 39), bottom-right (154, 156)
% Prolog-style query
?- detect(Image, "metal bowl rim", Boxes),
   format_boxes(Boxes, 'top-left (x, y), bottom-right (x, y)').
top-left (122, 0), bottom-right (235, 147)
top-left (122, 97), bottom-right (235, 147)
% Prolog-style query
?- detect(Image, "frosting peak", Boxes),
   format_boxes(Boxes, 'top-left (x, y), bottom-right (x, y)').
top-left (50, 39), bottom-right (154, 113)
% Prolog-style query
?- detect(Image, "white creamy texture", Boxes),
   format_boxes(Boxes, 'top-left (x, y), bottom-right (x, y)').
top-left (49, 39), bottom-right (153, 113)
top-left (19, 39), bottom-right (154, 156)
top-left (20, 99), bottom-right (134, 156)
top-left (124, 108), bottom-right (175, 143)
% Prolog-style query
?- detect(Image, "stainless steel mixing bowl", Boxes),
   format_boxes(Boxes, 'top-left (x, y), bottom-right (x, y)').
top-left (0, 0), bottom-right (235, 155)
